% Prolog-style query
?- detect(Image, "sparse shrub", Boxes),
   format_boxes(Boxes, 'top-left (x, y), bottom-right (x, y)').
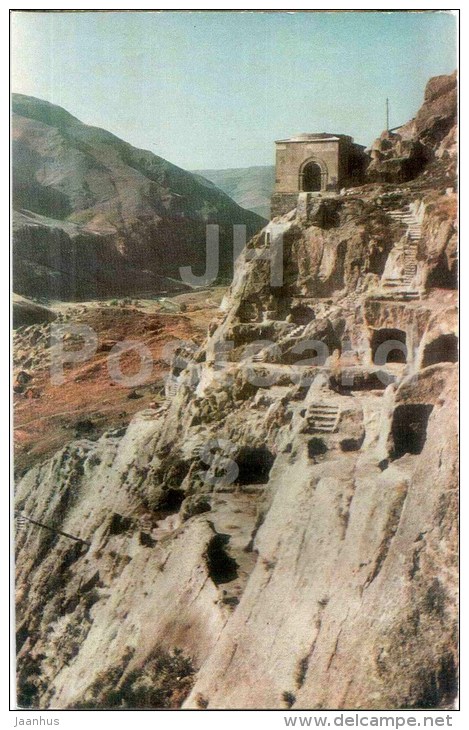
top-left (282, 690), bottom-right (296, 708)
top-left (195, 693), bottom-right (209, 708)
top-left (74, 647), bottom-right (195, 709)
top-left (295, 656), bottom-right (309, 688)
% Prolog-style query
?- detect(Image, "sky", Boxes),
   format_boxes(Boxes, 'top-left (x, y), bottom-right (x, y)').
top-left (11, 10), bottom-right (457, 170)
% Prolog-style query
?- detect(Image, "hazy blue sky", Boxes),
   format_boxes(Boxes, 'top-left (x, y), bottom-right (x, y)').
top-left (12, 10), bottom-right (457, 170)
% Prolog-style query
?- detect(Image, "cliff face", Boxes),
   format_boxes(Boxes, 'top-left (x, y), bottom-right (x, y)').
top-left (15, 74), bottom-right (458, 710)
top-left (12, 95), bottom-right (265, 300)
top-left (367, 72), bottom-right (457, 185)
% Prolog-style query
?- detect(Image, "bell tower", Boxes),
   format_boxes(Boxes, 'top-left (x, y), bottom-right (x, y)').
top-left (271, 132), bottom-right (367, 218)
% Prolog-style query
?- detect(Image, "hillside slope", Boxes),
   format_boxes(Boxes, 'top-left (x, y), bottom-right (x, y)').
top-left (193, 165), bottom-right (275, 219)
top-left (12, 95), bottom-right (265, 300)
top-left (15, 73), bottom-right (458, 710)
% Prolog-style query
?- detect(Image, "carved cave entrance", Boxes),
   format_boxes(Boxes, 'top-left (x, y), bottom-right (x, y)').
top-left (371, 328), bottom-right (407, 365)
top-left (390, 404), bottom-right (433, 459)
top-left (422, 334), bottom-right (458, 368)
top-left (235, 446), bottom-right (275, 485)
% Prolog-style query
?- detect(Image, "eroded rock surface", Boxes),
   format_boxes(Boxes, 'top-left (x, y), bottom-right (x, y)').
top-left (367, 72), bottom-right (457, 186)
top-left (15, 74), bottom-right (458, 709)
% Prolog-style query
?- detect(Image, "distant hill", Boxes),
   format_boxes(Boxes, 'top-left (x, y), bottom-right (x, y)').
top-left (12, 94), bottom-right (266, 300)
top-left (193, 166), bottom-right (275, 220)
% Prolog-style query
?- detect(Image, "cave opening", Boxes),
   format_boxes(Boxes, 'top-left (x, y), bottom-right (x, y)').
top-left (205, 533), bottom-right (238, 585)
top-left (290, 303), bottom-right (315, 325)
top-left (235, 446), bottom-right (275, 485)
top-left (401, 143), bottom-right (429, 180)
top-left (411, 653), bottom-right (458, 709)
top-left (426, 255), bottom-right (457, 290)
top-left (340, 433), bottom-right (365, 452)
top-left (109, 513), bottom-right (133, 535)
top-left (367, 240), bottom-right (394, 276)
top-left (158, 488), bottom-right (185, 513)
top-left (390, 404), bottom-right (433, 459)
top-left (422, 334), bottom-right (458, 368)
top-left (330, 370), bottom-right (389, 393)
top-left (371, 328), bottom-right (407, 365)
top-left (307, 438), bottom-right (328, 459)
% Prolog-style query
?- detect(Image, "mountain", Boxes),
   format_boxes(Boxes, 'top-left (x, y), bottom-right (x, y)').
top-left (15, 73), bottom-right (458, 709)
top-left (12, 95), bottom-right (266, 300)
top-left (192, 166), bottom-right (275, 219)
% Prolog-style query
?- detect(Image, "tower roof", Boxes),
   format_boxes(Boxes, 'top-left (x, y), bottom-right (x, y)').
top-left (275, 132), bottom-right (353, 143)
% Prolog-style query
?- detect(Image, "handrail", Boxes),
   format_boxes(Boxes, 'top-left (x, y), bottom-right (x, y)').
top-left (14, 512), bottom-right (91, 546)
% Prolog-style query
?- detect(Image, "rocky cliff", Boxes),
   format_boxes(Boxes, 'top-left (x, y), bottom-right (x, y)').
top-left (367, 72), bottom-right (457, 186)
top-left (12, 95), bottom-right (265, 300)
top-left (15, 73), bottom-right (458, 710)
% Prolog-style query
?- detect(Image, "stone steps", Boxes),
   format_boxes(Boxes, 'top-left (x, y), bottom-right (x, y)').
top-left (381, 290), bottom-right (420, 300)
top-left (382, 205), bottom-right (421, 297)
top-left (277, 325), bottom-right (305, 346)
top-left (249, 325), bottom-right (307, 362)
top-left (16, 514), bottom-right (27, 532)
top-left (382, 277), bottom-right (406, 285)
top-left (281, 325), bottom-right (305, 340)
top-left (306, 403), bottom-right (340, 433)
top-left (14, 513), bottom-right (91, 546)
top-left (166, 381), bottom-right (179, 397)
top-left (289, 325), bottom-right (305, 338)
top-left (387, 207), bottom-right (422, 241)
top-left (382, 279), bottom-right (416, 289)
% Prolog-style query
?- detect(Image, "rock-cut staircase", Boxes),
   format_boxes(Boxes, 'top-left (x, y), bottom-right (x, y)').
top-left (251, 325), bottom-right (306, 363)
top-left (165, 379), bottom-right (179, 398)
top-left (381, 205), bottom-right (422, 299)
top-left (15, 513), bottom-right (28, 533)
top-left (306, 403), bottom-right (340, 433)
top-left (388, 207), bottom-right (423, 241)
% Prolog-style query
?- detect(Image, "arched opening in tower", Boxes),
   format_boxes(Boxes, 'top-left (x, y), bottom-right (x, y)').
top-left (302, 162), bottom-right (322, 192)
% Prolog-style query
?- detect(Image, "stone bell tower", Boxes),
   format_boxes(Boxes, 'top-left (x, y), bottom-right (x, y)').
top-left (270, 132), bottom-right (367, 218)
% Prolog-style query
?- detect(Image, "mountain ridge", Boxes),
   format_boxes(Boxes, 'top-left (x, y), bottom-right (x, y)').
top-left (192, 165), bottom-right (275, 219)
top-left (12, 94), bottom-right (266, 301)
